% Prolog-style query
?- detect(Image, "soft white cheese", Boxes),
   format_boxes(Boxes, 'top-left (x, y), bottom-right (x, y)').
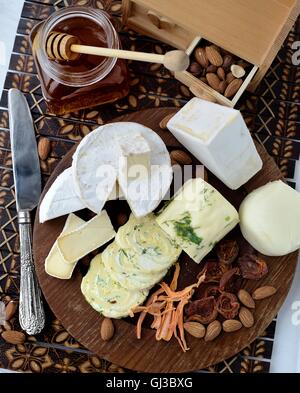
top-left (118, 134), bottom-right (151, 174)
top-left (39, 168), bottom-right (85, 223)
top-left (239, 180), bottom-right (300, 256)
top-left (45, 214), bottom-right (85, 279)
top-left (156, 178), bottom-right (239, 263)
top-left (167, 98), bottom-right (263, 190)
top-left (57, 210), bottom-right (116, 263)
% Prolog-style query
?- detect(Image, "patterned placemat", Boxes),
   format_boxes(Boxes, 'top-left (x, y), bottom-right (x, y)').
top-left (0, 0), bottom-right (299, 373)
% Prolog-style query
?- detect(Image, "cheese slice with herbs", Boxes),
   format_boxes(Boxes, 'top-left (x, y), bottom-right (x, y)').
top-left (81, 254), bottom-right (148, 318)
top-left (57, 210), bottom-right (116, 264)
top-left (45, 214), bottom-right (85, 279)
top-left (156, 178), bottom-right (239, 263)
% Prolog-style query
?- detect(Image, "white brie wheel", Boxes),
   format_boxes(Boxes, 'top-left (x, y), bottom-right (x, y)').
top-left (72, 122), bottom-right (172, 216)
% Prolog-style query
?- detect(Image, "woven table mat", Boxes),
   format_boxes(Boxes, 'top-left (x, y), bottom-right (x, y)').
top-left (0, 0), bottom-right (299, 373)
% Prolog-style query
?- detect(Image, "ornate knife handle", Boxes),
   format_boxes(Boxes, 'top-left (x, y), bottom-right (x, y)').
top-left (18, 210), bottom-right (45, 335)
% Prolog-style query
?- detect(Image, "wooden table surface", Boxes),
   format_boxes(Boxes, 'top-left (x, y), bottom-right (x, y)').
top-left (0, 0), bottom-right (299, 373)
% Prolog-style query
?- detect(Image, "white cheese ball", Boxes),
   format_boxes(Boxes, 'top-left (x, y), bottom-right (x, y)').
top-left (239, 180), bottom-right (300, 256)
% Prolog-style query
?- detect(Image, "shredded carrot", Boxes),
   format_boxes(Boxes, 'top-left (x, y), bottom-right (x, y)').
top-left (134, 264), bottom-right (206, 352)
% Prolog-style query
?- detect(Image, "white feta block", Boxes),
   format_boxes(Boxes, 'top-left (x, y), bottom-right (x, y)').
top-left (167, 98), bottom-right (263, 189)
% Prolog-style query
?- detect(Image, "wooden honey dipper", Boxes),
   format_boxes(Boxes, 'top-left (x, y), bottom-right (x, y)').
top-left (46, 31), bottom-right (190, 72)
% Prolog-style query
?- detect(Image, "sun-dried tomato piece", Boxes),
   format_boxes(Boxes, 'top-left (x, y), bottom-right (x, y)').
top-left (204, 285), bottom-right (221, 299)
top-left (199, 260), bottom-right (228, 283)
top-left (185, 296), bottom-right (218, 324)
top-left (217, 292), bottom-right (240, 319)
top-left (238, 254), bottom-right (268, 280)
top-left (217, 240), bottom-right (239, 265)
top-left (219, 267), bottom-right (239, 291)
top-left (239, 238), bottom-right (256, 256)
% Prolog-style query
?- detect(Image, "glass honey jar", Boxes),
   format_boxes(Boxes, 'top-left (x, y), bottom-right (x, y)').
top-left (30, 7), bottom-right (130, 115)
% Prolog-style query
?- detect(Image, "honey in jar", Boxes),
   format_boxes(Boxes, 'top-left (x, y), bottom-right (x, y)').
top-left (30, 7), bottom-right (130, 115)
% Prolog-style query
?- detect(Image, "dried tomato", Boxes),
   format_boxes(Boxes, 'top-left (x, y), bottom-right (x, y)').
top-left (199, 260), bottom-right (228, 283)
top-left (185, 296), bottom-right (218, 324)
top-left (217, 240), bottom-right (239, 265)
top-left (204, 285), bottom-right (221, 299)
top-left (217, 292), bottom-right (240, 319)
top-left (219, 267), bottom-right (239, 291)
top-left (238, 254), bottom-right (268, 280)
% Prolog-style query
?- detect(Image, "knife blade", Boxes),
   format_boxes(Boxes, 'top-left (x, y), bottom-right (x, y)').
top-left (8, 88), bottom-right (45, 335)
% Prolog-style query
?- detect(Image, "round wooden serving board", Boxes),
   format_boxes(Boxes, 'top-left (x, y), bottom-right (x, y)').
top-left (33, 108), bottom-right (298, 373)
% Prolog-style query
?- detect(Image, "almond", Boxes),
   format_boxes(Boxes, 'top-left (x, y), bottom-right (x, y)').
top-left (189, 62), bottom-right (202, 76)
top-left (206, 64), bottom-right (217, 73)
top-left (224, 78), bottom-right (243, 98)
top-left (1, 330), bottom-right (25, 345)
top-left (100, 318), bottom-right (115, 341)
top-left (159, 113), bottom-right (175, 130)
top-left (204, 320), bottom-right (221, 342)
top-left (238, 289), bottom-right (255, 309)
top-left (206, 73), bottom-right (221, 90)
top-left (218, 81), bottom-right (227, 94)
top-left (217, 67), bottom-right (225, 81)
top-left (170, 150), bottom-right (192, 165)
top-left (226, 72), bottom-right (235, 84)
top-left (184, 321), bottom-right (206, 338)
top-left (222, 319), bottom-right (242, 332)
top-left (230, 64), bottom-right (246, 79)
top-left (239, 307), bottom-right (254, 328)
top-left (252, 286), bottom-right (277, 300)
top-left (205, 46), bottom-right (223, 67)
top-left (195, 47), bottom-right (209, 68)
top-left (223, 54), bottom-right (233, 69)
top-left (117, 212), bottom-right (128, 227)
top-left (5, 301), bottom-right (18, 321)
top-left (38, 137), bottom-right (51, 161)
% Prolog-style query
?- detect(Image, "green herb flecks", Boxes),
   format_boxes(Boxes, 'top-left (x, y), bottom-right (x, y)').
top-left (225, 216), bottom-right (231, 222)
top-left (173, 213), bottom-right (202, 246)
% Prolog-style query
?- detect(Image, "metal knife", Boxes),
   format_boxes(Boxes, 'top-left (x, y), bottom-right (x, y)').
top-left (8, 89), bottom-right (45, 335)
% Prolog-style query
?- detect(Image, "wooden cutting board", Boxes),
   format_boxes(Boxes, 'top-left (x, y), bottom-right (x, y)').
top-left (33, 108), bottom-right (298, 373)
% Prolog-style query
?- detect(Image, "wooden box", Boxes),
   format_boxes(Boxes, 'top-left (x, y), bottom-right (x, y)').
top-left (122, 0), bottom-right (300, 106)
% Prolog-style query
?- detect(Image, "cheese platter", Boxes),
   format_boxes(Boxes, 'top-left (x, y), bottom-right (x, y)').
top-left (33, 106), bottom-right (299, 373)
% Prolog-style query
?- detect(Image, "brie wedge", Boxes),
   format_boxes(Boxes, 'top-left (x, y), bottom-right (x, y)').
top-left (58, 210), bottom-right (116, 263)
top-left (156, 178), bottom-right (239, 263)
top-left (167, 98), bottom-right (262, 189)
top-left (45, 213), bottom-right (85, 279)
top-left (39, 167), bottom-right (124, 224)
top-left (39, 168), bottom-right (85, 223)
top-left (81, 254), bottom-right (148, 318)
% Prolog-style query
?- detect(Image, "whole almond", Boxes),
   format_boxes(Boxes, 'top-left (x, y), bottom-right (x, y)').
top-left (1, 330), bottom-right (25, 345)
top-left (231, 64), bottom-right (246, 79)
top-left (222, 319), bottom-right (242, 332)
top-left (226, 72), bottom-right (235, 84)
top-left (170, 150), bottom-right (192, 165)
top-left (159, 113), bottom-right (175, 130)
top-left (204, 320), bottom-right (221, 342)
top-left (224, 78), bottom-right (243, 98)
top-left (239, 307), bottom-right (254, 328)
top-left (217, 67), bottom-right (225, 81)
top-left (206, 64), bottom-right (217, 73)
top-left (5, 301), bottom-right (18, 321)
top-left (206, 73), bottom-right (221, 90)
top-left (117, 212), bottom-right (128, 227)
top-left (218, 80), bottom-right (227, 94)
top-left (223, 54), bottom-right (233, 69)
top-left (195, 47), bottom-right (209, 68)
top-left (189, 62), bottom-right (202, 76)
top-left (238, 289), bottom-right (255, 309)
top-left (38, 137), bottom-right (51, 161)
top-left (184, 321), bottom-right (206, 338)
top-left (100, 318), bottom-right (115, 341)
top-left (252, 286), bottom-right (277, 300)
top-left (205, 46), bottom-right (223, 67)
